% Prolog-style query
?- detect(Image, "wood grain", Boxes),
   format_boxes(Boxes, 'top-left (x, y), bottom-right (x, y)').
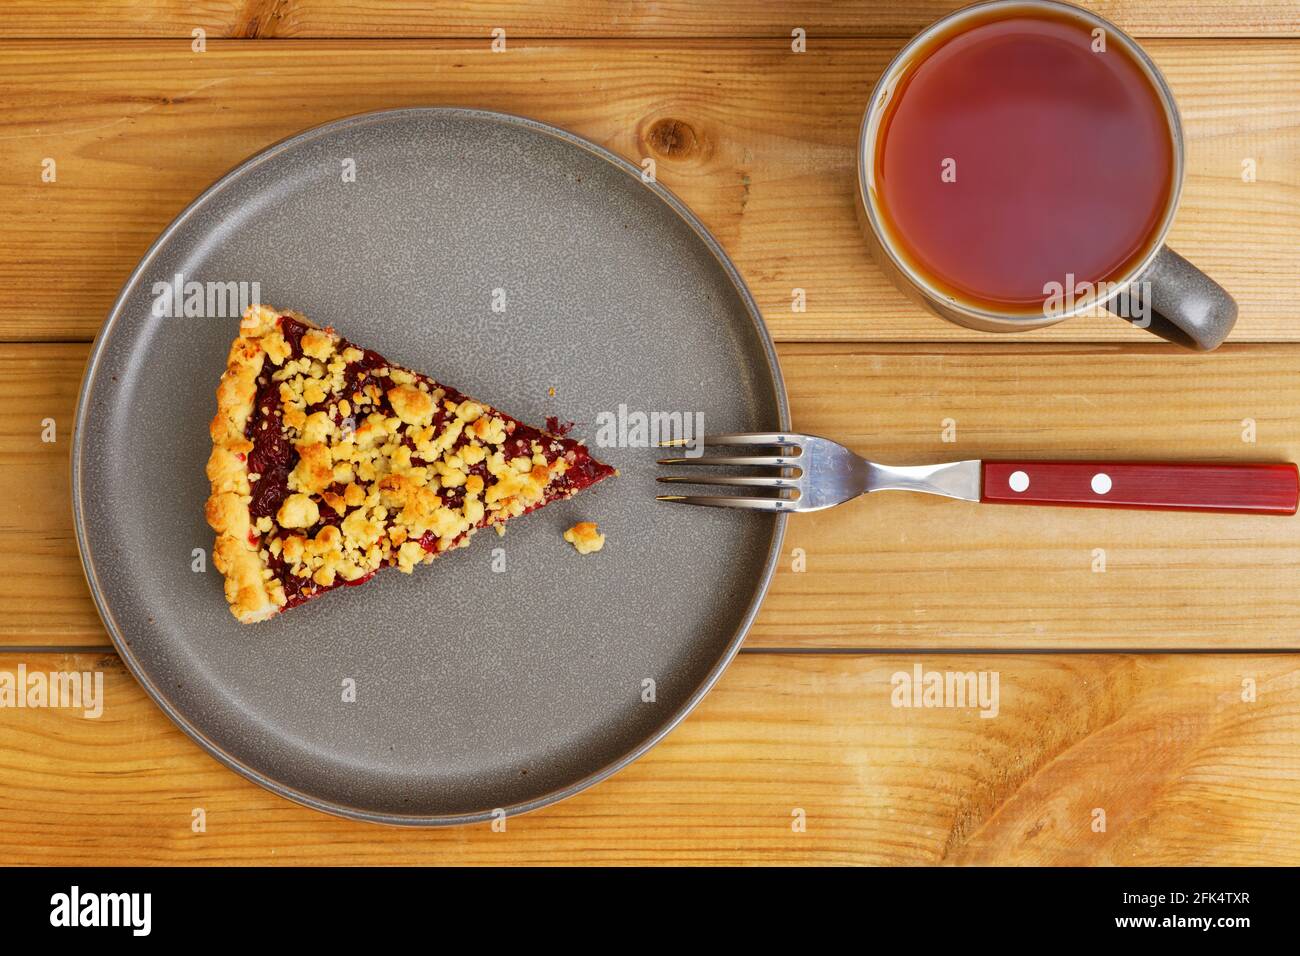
top-left (0, 651), bottom-right (1296, 865)
top-left (8, 342), bottom-right (1300, 650)
top-left (763, 343), bottom-right (1300, 648)
top-left (0, 345), bottom-right (87, 644)
top-left (0, 39), bottom-right (1296, 342)
top-left (1, 0), bottom-right (1294, 39)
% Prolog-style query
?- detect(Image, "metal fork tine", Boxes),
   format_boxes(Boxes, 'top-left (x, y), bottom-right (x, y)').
top-left (657, 431), bottom-right (814, 512)
top-left (657, 432), bottom-right (803, 448)
top-left (657, 474), bottom-right (796, 488)
top-left (657, 454), bottom-right (799, 467)
top-left (657, 494), bottom-right (795, 512)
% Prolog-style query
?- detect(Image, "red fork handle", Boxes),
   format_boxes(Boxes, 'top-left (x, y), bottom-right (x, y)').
top-left (981, 461), bottom-right (1299, 515)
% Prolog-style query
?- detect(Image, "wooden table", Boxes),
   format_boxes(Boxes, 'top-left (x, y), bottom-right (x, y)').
top-left (3, 0), bottom-right (1299, 865)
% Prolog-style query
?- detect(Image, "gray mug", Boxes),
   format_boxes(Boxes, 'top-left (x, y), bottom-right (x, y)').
top-left (856, 0), bottom-right (1237, 350)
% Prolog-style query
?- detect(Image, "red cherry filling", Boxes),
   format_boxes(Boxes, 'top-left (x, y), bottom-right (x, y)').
top-left (245, 316), bottom-right (614, 609)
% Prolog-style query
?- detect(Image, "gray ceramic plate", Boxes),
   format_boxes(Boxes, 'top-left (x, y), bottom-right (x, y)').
top-left (73, 108), bottom-right (787, 825)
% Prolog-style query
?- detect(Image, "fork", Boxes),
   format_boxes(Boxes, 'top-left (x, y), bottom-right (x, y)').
top-left (657, 433), bottom-right (1300, 515)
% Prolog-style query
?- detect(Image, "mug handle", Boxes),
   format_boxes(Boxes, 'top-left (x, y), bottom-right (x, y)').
top-left (1113, 245), bottom-right (1237, 351)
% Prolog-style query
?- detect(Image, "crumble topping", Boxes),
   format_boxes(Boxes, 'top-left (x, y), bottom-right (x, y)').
top-left (206, 304), bottom-right (615, 621)
top-left (564, 521), bottom-right (606, 555)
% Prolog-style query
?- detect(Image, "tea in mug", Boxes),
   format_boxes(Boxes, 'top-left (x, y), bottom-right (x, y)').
top-left (872, 5), bottom-right (1175, 314)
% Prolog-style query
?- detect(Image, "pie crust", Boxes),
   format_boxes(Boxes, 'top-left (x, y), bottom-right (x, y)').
top-left (206, 305), bottom-right (614, 623)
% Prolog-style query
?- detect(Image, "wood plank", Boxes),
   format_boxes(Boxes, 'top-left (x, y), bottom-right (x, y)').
top-left (0, 39), bottom-right (1295, 342)
top-left (1, 651), bottom-right (1297, 864)
top-left (7, 342), bottom-right (1300, 650)
top-left (2, 1), bottom-right (1294, 39)
top-left (755, 342), bottom-right (1300, 648)
top-left (0, 345), bottom-right (89, 644)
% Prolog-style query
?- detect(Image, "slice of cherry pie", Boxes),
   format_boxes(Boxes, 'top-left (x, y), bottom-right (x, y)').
top-left (206, 305), bottom-right (615, 623)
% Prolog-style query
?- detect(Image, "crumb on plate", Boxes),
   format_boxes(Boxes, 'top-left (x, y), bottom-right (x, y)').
top-left (563, 521), bottom-right (605, 555)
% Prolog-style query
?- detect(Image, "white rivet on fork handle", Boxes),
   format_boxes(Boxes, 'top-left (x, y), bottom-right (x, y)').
top-left (1008, 470), bottom-right (1030, 493)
